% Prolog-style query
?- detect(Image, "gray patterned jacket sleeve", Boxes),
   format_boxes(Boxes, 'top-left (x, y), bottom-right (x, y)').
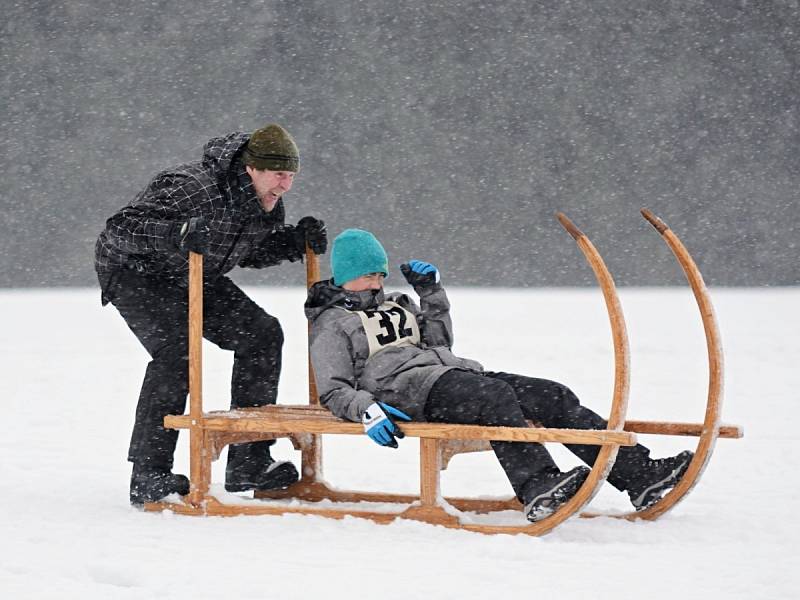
top-left (398, 283), bottom-right (454, 348)
top-left (310, 315), bottom-right (376, 422)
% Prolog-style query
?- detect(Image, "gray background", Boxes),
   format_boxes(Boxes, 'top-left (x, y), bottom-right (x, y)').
top-left (2, 0), bottom-right (798, 288)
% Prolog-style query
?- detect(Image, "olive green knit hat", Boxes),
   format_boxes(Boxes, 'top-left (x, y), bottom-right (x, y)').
top-left (242, 123), bottom-right (299, 172)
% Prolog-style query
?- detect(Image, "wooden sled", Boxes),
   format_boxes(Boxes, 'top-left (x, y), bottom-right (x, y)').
top-left (144, 210), bottom-right (742, 535)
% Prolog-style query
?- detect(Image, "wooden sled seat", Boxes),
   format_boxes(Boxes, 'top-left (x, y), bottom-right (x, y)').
top-left (164, 404), bottom-right (637, 453)
top-left (163, 405), bottom-right (741, 466)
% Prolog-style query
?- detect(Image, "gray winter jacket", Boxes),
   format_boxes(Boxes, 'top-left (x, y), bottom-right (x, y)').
top-left (305, 279), bottom-right (483, 422)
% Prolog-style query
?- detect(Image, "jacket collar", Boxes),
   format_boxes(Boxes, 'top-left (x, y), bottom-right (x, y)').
top-left (305, 279), bottom-right (385, 321)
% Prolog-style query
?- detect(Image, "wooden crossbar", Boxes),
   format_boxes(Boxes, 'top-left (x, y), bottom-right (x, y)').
top-left (164, 408), bottom-right (742, 440)
top-left (164, 408), bottom-right (637, 446)
top-left (624, 420), bottom-right (743, 438)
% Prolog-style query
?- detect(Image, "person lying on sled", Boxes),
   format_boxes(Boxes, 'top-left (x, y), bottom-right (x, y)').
top-left (305, 228), bottom-right (693, 522)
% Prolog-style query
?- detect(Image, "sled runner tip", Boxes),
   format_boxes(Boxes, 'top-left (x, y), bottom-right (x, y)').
top-left (640, 208), bottom-right (669, 234)
top-left (556, 212), bottom-right (583, 240)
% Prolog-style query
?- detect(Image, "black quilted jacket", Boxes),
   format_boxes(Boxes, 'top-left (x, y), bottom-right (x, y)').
top-left (94, 132), bottom-right (301, 304)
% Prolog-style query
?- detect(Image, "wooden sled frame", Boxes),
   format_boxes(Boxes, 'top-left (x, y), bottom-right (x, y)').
top-left (145, 210), bottom-right (742, 535)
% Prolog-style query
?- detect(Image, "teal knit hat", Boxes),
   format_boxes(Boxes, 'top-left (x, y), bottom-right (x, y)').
top-left (331, 229), bottom-right (389, 286)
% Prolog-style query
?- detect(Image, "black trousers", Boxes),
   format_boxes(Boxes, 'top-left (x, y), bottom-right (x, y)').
top-left (107, 270), bottom-right (283, 469)
top-left (425, 370), bottom-right (649, 500)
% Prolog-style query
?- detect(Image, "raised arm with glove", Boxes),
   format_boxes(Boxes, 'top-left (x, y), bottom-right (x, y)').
top-left (400, 259), bottom-right (440, 288)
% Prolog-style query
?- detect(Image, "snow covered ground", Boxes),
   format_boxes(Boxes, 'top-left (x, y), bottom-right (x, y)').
top-left (1, 284), bottom-right (796, 599)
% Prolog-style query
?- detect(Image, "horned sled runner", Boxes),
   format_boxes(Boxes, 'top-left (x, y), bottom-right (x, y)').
top-left (145, 209), bottom-right (743, 535)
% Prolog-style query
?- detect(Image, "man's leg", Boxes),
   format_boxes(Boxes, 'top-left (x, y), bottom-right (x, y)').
top-left (108, 271), bottom-right (191, 504)
top-left (202, 276), bottom-right (298, 491)
top-left (425, 370), bottom-right (588, 520)
top-left (128, 348), bottom-right (188, 468)
top-left (204, 277), bottom-right (283, 409)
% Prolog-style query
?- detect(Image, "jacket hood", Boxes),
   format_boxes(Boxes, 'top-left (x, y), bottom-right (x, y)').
top-left (305, 279), bottom-right (385, 322)
top-left (201, 131), bottom-right (249, 176)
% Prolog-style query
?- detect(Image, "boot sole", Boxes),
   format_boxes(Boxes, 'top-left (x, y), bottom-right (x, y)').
top-left (130, 475), bottom-right (190, 506)
top-left (225, 462), bottom-right (299, 493)
top-left (631, 451), bottom-right (693, 511)
top-left (524, 467), bottom-right (591, 522)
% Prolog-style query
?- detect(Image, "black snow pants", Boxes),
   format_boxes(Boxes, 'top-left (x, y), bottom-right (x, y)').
top-left (106, 269), bottom-right (283, 469)
top-left (424, 370), bottom-right (650, 500)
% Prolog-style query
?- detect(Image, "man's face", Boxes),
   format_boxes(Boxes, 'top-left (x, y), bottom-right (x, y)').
top-left (342, 273), bottom-right (385, 292)
top-left (245, 165), bottom-right (296, 212)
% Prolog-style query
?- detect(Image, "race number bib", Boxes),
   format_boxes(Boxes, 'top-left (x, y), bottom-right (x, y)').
top-left (352, 301), bottom-right (421, 358)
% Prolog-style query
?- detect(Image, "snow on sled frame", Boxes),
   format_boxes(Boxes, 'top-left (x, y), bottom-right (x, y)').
top-left (144, 210), bottom-right (742, 535)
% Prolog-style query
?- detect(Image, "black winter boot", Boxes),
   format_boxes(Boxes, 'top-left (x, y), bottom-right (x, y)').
top-left (130, 465), bottom-right (190, 506)
top-left (626, 450), bottom-right (694, 511)
top-left (522, 466), bottom-right (591, 522)
top-left (224, 441), bottom-right (299, 493)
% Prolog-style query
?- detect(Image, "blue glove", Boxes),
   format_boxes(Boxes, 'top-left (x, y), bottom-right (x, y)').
top-left (362, 402), bottom-right (411, 448)
top-left (400, 260), bottom-right (440, 288)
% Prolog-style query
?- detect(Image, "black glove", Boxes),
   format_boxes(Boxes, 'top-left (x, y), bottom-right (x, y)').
top-left (293, 216), bottom-right (327, 254)
top-left (172, 216), bottom-right (209, 254)
top-left (400, 260), bottom-right (440, 288)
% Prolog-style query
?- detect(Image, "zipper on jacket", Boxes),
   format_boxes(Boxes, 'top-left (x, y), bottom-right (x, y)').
top-left (217, 226), bottom-right (245, 276)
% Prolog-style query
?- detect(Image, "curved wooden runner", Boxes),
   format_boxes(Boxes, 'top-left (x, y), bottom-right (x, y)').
top-left (490, 212), bottom-right (634, 535)
top-left (584, 208), bottom-right (726, 520)
top-left (634, 209), bottom-right (725, 519)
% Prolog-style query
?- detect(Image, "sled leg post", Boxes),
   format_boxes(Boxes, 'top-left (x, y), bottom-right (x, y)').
top-left (398, 437), bottom-right (460, 526)
top-left (187, 251), bottom-right (209, 506)
top-left (299, 430), bottom-right (323, 485)
top-left (419, 438), bottom-right (441, 506)
top-left (302, 245), bottom-right (324, 483)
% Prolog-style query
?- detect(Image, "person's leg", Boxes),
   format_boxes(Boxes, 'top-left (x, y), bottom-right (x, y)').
top-left (485, 372), bottom-right (652, 489)
top-left (108, 271), bottom-right (191, 503)
top-left (426, 370), bottom-right (590, 521)
top-left (203, 276), bottom-right (283, 409)
top-left (202, 276), bottom-right (297, 491)
top-left (128, 348), bottom-right (188, 467)
top-left (486, 372), bottom-right (692, 507)
top-left (425, 370), bottom-right (560, 499)
top-left (111, 272), bottom-right (190, 468)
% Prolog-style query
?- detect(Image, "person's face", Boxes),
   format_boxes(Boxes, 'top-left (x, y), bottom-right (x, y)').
top-left (245, 165), bottom-right (296, 212)
top-left (342, 273), bottom-right (385, 292)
